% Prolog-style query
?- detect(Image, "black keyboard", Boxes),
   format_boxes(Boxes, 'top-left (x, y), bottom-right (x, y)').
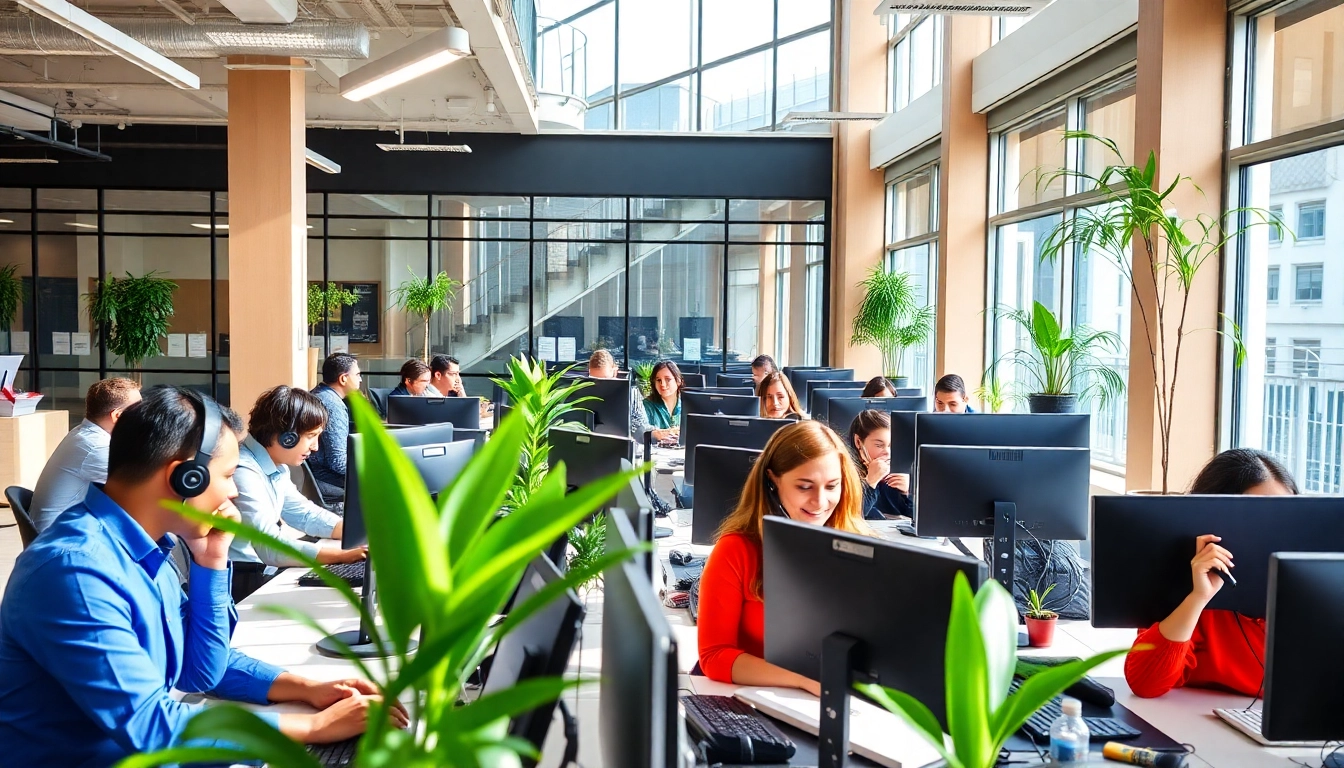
top-left (308, 736), bottom-right (358, 767)
top-left (299, 561), bottom-right (365, 588)
top-left (682, 694), bottom-right (796, 764)
top-left (1009, 680), bottom-right (1141, 743)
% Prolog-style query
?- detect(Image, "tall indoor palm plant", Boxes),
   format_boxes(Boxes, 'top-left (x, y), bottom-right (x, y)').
top-left (991, 301), bottom-right (1126, 414)
top-left (850, 266), bottom-right (934, 385)
top-left (492, 357), bottom-right (598, 510)
top-left (0, 263), bottom-right (22, 347)
top-left (392, 269), bottom-right (460, 362)
top-left (85, 271), bottom-right (177, 379)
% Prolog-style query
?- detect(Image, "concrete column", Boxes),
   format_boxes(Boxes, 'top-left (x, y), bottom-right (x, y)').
top-left (1125, 0), bottom-right (1226, 491)
top-left (226, 56), bottom-right (308, 419)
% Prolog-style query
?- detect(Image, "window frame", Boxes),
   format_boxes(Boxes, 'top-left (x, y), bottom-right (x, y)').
top-left (1266, 265), bottom-right (1280, 301)
top-left (1293, 263), bottom-right (1323, 303)
top-left (1296, 200), bottom-right (1326, 240)
top-left (887, 13), bottom-right (943, 112)
top-left (883, 162), bottom-right (940, 397)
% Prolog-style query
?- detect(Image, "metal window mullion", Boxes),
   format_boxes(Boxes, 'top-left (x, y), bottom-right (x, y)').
top-left (29, 188), bottom-right (39, 390)
top-left (97, 188), bottom-right (107, 378)
top-left (210, 191), bottom-right (218, 400)
top-left (721, 197), bottom-right (729, 371)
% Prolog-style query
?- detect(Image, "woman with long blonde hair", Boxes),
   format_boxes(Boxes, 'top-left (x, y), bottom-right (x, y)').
top-left (696, 420), bottom-right (871, 693)
top-left (756, 370), bottom-right (804, 420)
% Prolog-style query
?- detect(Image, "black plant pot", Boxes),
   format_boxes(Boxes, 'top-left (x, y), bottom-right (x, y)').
top-left (1028, 393), bottom-right (1079, 414)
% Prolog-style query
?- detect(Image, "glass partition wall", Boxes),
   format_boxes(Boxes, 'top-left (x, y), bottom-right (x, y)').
top-left (0, 190), bottom-right (827, 412)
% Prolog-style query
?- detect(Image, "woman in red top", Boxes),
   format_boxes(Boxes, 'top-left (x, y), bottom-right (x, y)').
top-left (696, 420), bottom-right (871, 694)
top-left (1125, 448), bottom-right (1299, 698)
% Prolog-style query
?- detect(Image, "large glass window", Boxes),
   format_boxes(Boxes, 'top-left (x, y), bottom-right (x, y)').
top-left (884, 166), bottom-right (939, 393)
top-left (1244, 1), bottom-right (1344, 142)
top-left (536, 0), bottom-right (832, 132)
top-left (887, 14), bottom-right (943, 112)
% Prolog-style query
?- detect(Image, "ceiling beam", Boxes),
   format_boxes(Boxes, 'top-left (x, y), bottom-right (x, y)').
top-left (445, 0), bottom-right (536, 134)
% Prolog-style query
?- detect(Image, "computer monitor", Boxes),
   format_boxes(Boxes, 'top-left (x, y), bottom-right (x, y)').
top-left (1090, 495), bottom-right (1344, 628)
top-left (889, 410), bottom-right (919, 474)
top-left (685, 386), bottom-right (754, 397)
top-left (402, 440), bottom-right (476, 500)
top-left (785, 368), bottom-right (854, 400)
top-left (571, 376), bottom-right (630, 438)
top-left (800, 377), bottom-right (860, 408)
top-left (896, 387), bottom-right (924, 397)
top-left (916, 445), bottom-right (1089, 591)
top-left (548, 427), bottom-right (634, 491)
top-left (387, 395), bottom-right (482, 430)
top-left (682, 413), bottom-right (791, 485)
top-left (450, 427), bottom-right (488, 450)
top-left (827, 396), bottom-right (928, 436)
top-left (691, 446), bottom-right (759, 545)
top-left (1263, 553), bottom-right (1344, 743)
top-left (482, 554), bottom-right (585, 758)
top-left (717, 373), bottom-right (756, 388)
top-left (764, 517), bottom-right (987, 759)
top-left (601, 515), bottom-right (682, 768)
top-left (384, 422), bottom-right (455, 447)
top-left (679, 372), bottom-right (707, 389)
top-left (913, 413), bottom-right (1091, 455)
top-left (613, 459), bottom-right (656, 580)
top-left (680, 391), bottom-right (760, 428)
top-left (808, 385), bottom-right (865, 421)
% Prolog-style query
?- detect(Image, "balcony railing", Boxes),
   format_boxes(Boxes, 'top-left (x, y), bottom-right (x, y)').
top-left (1263, 374), bottom-right (1344, 494)
top-left (536, 16), bottom-right (587, 101)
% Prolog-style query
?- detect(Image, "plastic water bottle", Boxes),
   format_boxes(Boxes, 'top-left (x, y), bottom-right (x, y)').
top-left (1049, 697), bottom-right (1090, 764)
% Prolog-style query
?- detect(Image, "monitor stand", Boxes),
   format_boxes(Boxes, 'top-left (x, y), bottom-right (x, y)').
top-left (818, 633), bottom-right (861, 768)
top-left (989, 501), bottom-right (1029, 648)
top-left (316, 559), bottom-right (417, 659)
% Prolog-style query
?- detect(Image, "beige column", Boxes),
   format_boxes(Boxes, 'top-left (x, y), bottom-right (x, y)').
top-left (1125, 0), bottom-right (1226, 491)
top-left (829, 0), bottom-right (887, 374)
top-left (227, 56), bottom-right (308, 420)
top-left (934, 16), bottom-right (992, 386)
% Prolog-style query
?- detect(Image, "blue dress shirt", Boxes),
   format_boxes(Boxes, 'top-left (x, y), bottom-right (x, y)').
top-left (308, 383), bottom-right (349, 490)
top-left (231, 434), bottom-right (341, 568)
top-left (0, 485), bottom-right (284, 767)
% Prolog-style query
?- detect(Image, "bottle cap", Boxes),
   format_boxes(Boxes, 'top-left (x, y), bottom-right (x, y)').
top-left (1061, 697), bottom-right (1082, 717)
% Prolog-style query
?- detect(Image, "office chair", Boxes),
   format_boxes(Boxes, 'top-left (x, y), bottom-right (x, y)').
top-left (294, 461), bottom-right (332, 509)
top-left (368, 387), bottom-right (393, 419)
top-left (4, 486), bottom-right (38, 550)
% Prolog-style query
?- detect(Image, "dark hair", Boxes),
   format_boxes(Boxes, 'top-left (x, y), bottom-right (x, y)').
top-left (429, 354), bottom-right (460, 376)
top-left (322, 353), bottom-right (359, 385)
top-left (85, 377), bottom-right (140, 421)
top-left (646, 360), bottom-right (684, 402)
top-left (751, 354), bottom-right (777, 372)
top-left (248, 385), bottom-right (329, 448)
top-left (1189, 448), bottom-right (1300, 495)
top-left (935, 374), bottom-right (968, 398)
top-left (861, 376), bottom-right (897, 398)
top-left (107, 386), bottom-right (243, 485)
top-left (847, 408), bottom-right (891, 451)
top-left (399, 358), bottom-right (431, 385)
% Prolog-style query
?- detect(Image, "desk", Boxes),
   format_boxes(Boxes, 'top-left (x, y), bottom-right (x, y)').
top-left (0, 410), bottom-right (69, 503)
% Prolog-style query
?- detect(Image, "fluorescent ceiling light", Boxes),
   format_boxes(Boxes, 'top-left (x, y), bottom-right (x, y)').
top-left (190, 223), bottom-right (228, 230)
top-left (872, 0), bottom-right (1050, 14)
top-left (0, 158), bottom-right (59, 164)
top-left (66, 222), bottom-right (98, 229)
top-left (340, 27), bottom-right (470, 101)
top-left (14, 0), bottom-right (201, 89)
top-left (305, 148), bottom-right (342, 174)
top-left (0, 219), bottom-right (14, 224)
top-left (781, 111), bottom-right (888, 124)
top-left (376, 143), bottom-right (471, 152)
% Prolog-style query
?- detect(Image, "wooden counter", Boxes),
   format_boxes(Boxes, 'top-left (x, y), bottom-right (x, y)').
top-left (0, 410), bottom-right (70, 503)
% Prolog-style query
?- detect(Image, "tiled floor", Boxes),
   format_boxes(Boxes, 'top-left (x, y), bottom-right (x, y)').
top-left (0, 506), bottom-right (21, 593)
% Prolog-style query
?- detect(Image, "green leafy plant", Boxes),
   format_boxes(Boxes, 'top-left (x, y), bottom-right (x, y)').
top-left (307, 283), bottom-right (360, 337)
top-left (989, 301), bottom-right (1126, 409)
top-left (591, 336), bottom-right (614, 351)
top-left (850, 266), bottom-right (935, 380)
top-left (857, 574), bottom-right (1126, 768)
top-left (493, 357), bottom-right (599, 510)
top-left (1039, 131), bottom-right (1280, 491)
top-left (633, 361), bottom-right (655, 398)
top-left (116, 397), bottom-right (647, 768)
top-left (566, 513), bottom-right (608, 594)
top-left (1024, 584), bottom-right (1057, 620)
top-left (0, 263), bottom-right (23, 334)
top-left (391, 269), bottom-right (461, 362)
top-left (85, 271), bottom-right (177, 376)
top-left (973, 370), bottom-right (1007, 414)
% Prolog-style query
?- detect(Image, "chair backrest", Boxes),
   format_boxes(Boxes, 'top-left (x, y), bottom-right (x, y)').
top-left (4, 486), bottom-right (38, 550)
top-left (295, 460), bottom-right (330, 508)
top-left (368, 387), bottom-right (393, 419)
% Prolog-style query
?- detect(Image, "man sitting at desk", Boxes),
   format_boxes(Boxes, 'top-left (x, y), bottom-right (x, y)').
top-left (231, 385), bottom-right (367, 602)
top-left (29, 377), bottom-right (141, 532)
top-left (310, 353), bottom-right (361, 503)
top-left (0, 386), bottom-right (403, 765)
top-left (390, 358), bottom-right (433, 397)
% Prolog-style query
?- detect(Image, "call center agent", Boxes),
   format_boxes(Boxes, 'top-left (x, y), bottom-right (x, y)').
top-left (1125, 448), bottom-right (1299, 699)
top-left (757, 371), bottom-right (804, 420)
top-left (428, 354), bottom-right (465, 397)
top-left (634, 360), bottom-right (686, 445)
top-left (848, 409), bottom-right (911, 520)
top-left (390, 358), bottom-right (433, 397)
top-left (751, 354), bottom-right (778, 386)
top-left (587, 348), bottom-right (619, 378)
top-left (861, 376), bottom-right (898, 398)
top-left (0, 386), bottom-right (407, 766)
top-left (933, 373), bottom-right (975, 413)
top-left (697, 420), bottom-right (873, 694)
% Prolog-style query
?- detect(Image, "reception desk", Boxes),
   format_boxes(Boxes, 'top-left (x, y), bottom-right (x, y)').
top-left (0, 410), bottom-right (69, 503)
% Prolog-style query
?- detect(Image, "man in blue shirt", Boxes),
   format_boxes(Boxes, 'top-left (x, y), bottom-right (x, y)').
top-left (0, 386), bottom-right (405, 766)
top-left (309, 353), bottom-right (361, 502)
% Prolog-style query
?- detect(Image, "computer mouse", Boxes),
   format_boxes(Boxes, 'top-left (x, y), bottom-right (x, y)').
top-left (670, 549), bottom-right (697, 566)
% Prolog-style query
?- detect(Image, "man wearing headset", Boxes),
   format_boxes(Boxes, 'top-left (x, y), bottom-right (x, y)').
top-left (0, 386), bottom-right (406, 765)
top-left (231, 385), bottom-right (367, 602)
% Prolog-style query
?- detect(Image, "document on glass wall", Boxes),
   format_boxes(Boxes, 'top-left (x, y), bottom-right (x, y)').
top-left (538, 336), bottom-right (557, 362)
top-left (331, 335), bottom-right (350, 354)
top-left (71, 332), bottom-right (91, 356)
top-left (52, 332), bottom-right (71, 356)
top-left (188, 333), bottom-right (208, 358)
top-left (558, 337), bottom-right (576, 362)
top-left (10, 331), bottom-right (29, 355)
top-left (683, 337), bottom-right (702, 362)
top-left (167, 334), bottom-right (187, 358)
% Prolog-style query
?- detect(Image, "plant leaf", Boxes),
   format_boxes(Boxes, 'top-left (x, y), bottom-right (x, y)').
top-left (944, 571), bottom-right (993, 768)
top-left (443, 676), bottom-right (576, 734)
top-left (974, 579), bottom-right (1018, 710)
top-left (442, 412), bottom-right (528, 564)
top-left (855, 683), bottom-right (961, 768)
top-left (990, 649), bottom-right (1129, 747)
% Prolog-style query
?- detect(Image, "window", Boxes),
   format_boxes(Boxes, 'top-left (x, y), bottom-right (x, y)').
top-left (1240, 2), bottom-right (1344, 142)
top-left (1293, 339), bottom-right (1322, 377)
top-left (1266, 337), bottom-right (1277, 375)
top-left (1295, 264), bottom-right (1323, 302)
top-left (1298, 201), bottom-right (1326, 239)
top-left (774, 229), bottom-right (791, 365)
top-left (1269, 205), bottom-right (1283, 244)
top-left (1267, 266), bottom-right (1280, 301)
top-left (884, 166), bottom-right (939, 393)
top-left (803, 219), bottom-right (825, 367)
top-left (888, 15), bottom-right (942, 112)
top-left (1000, 110), bottom-right (1067, 211)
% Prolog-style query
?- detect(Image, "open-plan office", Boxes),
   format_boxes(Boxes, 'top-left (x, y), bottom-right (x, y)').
top-left (2, 0), bottom-right (1344, 766)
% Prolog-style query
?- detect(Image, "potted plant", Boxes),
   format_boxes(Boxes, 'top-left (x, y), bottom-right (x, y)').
top-left (974, 369), bottom-right (1007, 414)
top-left (566, 512), bottom-right (608, 595)
top-left (1040, 132), bottom-right (1278, 491)
top-left (1024, 584), bottom-right (1058, 647)
top-left (117, 397), bottom-right (647, 768)
top-left (0, 263), bottom-right (22, 353)
top-left (990, 300), bottom-right (1126, 414)
top-left (850, 266), bottom-right (934, 387)
top-left (493, 357), bottom-right (598, 510)
top-left (858, 574), bottom-right (1127, 768)
top-left (307, 283), bottom-right (359, 339)
top-left (85, 271), bottom-right (177, 380)
top-left (391, 268), bottom-right (460, 363)
top-left (633, 361), bottom-right (655, 398)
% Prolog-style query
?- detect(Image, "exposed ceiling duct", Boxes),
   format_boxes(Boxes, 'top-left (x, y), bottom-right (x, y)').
top-left (0, 16), bottom-right (370, 58)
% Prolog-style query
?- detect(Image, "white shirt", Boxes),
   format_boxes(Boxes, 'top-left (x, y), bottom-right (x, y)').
top-left (30, 419), bottom-right (110, 533)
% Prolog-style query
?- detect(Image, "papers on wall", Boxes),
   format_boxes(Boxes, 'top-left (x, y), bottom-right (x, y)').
top-left (538, 336), bottom-right (557, 362)
top-left (188, 333), bottom-right (208, 358)
top-left (167, 334), bottom-right (187, 358)
top-left (331, 335), bottom-right (350, 354)
top-left (683, 337), bottom-right (702, 362)
top-left (558, 337), bottom-right (576, 362)
top-left (10, 331), bottom-right (28, 355)
top-left (71, 332), bottom-right (91, 356)
top-left (52, 332), bottom-right (71, 356)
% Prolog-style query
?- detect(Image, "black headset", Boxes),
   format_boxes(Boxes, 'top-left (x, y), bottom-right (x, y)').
top-left (276, 386), bottom-right (301, 450)
top-left (168, 393), bottom-right (222, 499)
